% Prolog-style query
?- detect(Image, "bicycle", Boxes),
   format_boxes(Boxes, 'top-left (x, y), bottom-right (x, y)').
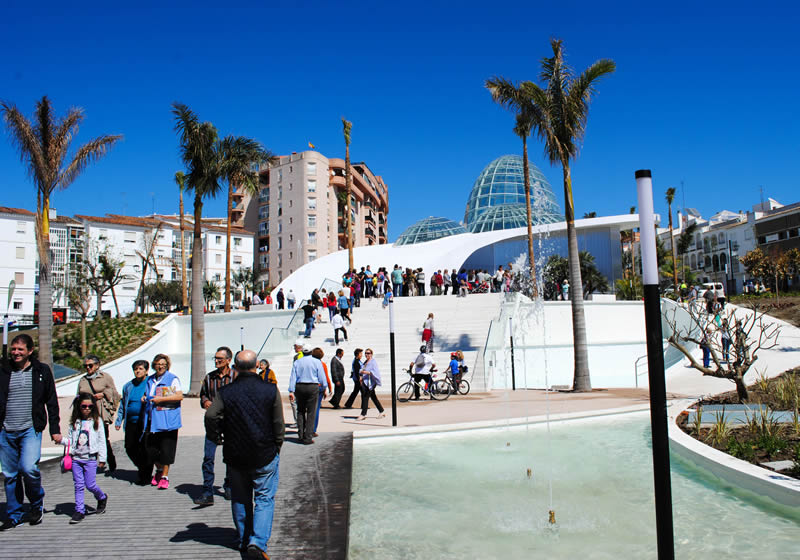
top-left (397, 367), bottom-right (451, 402)
top-left (444, 371), bottom-right (470, 395)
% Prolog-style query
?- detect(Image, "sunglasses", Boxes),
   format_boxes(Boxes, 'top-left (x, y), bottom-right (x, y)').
top-left (84, 363), bottom-right (96, 369)
top-left (214, 357), bottom-right (226, 361)
top-left (365, 352), bottom-right (373, 355)
top-left (80, 404), bottom-right (93, 409)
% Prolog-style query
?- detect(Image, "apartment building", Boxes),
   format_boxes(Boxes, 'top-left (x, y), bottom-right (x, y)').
top-left (249, 150), bottom-right (389, 286)
top-left (0, 207), bottom-right (37, 318)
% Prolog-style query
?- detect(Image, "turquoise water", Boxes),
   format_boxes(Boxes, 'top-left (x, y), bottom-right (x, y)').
top-left (349, 414), bottom-right (800, 559)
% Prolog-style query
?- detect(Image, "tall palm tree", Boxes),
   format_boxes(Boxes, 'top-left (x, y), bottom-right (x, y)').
top-left (219, 136), bottom-right (272, 312)
top-left (172, 102), bottom-right (222, 394)
top-left (520, 39), bottom-right (615, 391)
top-left (484, 77), bottom-right (540, 298)
top-left (1, 96), bottom-right (121, 367)
top-left (175, 171), bottom-right (188, 310)
top-left (665, 187), bottom-right (678, 292)
top-left (342, 118), bottom-right (354, 272)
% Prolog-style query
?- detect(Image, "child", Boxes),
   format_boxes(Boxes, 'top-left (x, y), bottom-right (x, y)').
top-left (63, 394), bottom-right (108, 524)
top-left (115, 360), bottom-right (152, 485)
top-left (382, 289), bottom-right (393, 309)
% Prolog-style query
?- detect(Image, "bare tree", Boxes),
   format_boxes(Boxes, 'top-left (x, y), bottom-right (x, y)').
top-left (67, 267), bottom-right (92, 356)
top-left (134, 222), bottom-right (164, 314)
top-left (664, 302), bottom-right (780, 401)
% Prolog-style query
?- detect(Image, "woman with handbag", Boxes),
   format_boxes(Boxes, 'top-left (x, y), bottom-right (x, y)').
top-left (77, 355), bottom-right (120, 473)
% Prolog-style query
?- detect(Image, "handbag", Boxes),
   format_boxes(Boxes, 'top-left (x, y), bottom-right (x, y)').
top-left (60, 441), bottom-right (72, 473)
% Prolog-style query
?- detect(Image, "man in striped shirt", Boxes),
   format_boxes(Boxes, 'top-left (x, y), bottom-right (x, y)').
top-left (194, 346), bottom-right (237, 506)
top-left (0, 334), bottom-right (61, 530)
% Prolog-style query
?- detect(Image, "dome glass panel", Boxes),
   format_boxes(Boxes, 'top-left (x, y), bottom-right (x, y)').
top-left (464, 155), bottom-right (562, 229)
top-left (394, 216), bottom-right (468, 246)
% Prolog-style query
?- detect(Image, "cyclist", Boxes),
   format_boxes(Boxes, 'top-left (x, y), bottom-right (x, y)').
top-left (409, 345), bottom-right (435, 400)
top-left (447, 352), bottom-right (462, 390)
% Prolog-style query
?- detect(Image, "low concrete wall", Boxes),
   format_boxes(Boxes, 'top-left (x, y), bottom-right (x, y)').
top-left (667, 399), bottom-right (800, 508)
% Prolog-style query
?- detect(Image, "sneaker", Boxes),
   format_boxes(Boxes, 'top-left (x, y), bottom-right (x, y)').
top-left (0, 519), bottom-right (20, 531)
top-left (224, 487), bottom-right (231, 501)
top-left (69, 512), bottom-right (85, 524)
top-left (247, 543), bottom-right (270, 559)
top-left (193, 494), bottom-right (214, 506)
top-left (151, 470), bottom-right (163, 486)
top-left (96, 495), bottom-right (108, 514)
top-left (157, 477), bottom-right (170, 490)
top-left (28, 507), bottom-right (44, 525)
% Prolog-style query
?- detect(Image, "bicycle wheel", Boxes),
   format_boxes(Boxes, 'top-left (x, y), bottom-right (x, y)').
top-left (429, 379), bottom-right (452, 400)
top-left (397, 382), bottom-right (414, 402)
top-left (457, 379), bottom-right (470, 395)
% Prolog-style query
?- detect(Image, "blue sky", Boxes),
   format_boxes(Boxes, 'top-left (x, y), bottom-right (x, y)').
top-left (2, 0), bottom-right (799, 240)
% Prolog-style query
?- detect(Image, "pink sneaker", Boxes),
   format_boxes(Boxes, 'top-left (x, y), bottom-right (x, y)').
top-left (157, 477), bottom-right (170, 490)
top-left (151, 471), bottom-right (163, 487)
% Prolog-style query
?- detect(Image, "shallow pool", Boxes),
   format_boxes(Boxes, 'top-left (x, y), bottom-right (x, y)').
top-left (349, 414), bottom-right (800, 559)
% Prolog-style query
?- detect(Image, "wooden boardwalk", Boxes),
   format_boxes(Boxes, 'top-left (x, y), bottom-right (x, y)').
top-left (0, 432), bottom-right (352, 559)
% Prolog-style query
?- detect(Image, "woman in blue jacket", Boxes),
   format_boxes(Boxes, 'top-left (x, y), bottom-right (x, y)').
top-left (141, 354), bottom-right (183, 490)
top-left (115, 359), bottom-right (152, 485)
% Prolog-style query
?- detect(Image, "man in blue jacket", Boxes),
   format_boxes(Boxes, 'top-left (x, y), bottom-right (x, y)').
top-left (0, 334), bottom-right (61, 530)
top-left (205, 349), bottom-right (284, 559)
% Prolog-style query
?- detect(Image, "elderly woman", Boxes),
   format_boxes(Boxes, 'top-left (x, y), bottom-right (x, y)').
top-left (258, 359), bottom-right (278, 384)
top-left (77, 354), bottom-right (120, 472)
top-left (357, 349), bottom-right (386, 421)
top-left (141, 354), bottom-right (183, 490)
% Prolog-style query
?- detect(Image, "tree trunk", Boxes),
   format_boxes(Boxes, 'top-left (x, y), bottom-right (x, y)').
top-left (80, 315), bottom-right (87, 356)
top-left (190, 193), bottom-right (206, 394)
top-left (180, 190), bottom-right (187, 309)
top-left (345, 144), bottom-right (354, 272)
top-left (35, 196), bottom-right (54, 368)
top-left (668, 202), bottom-right (678, 292)
top-left (135, 261), bottom-right (149, 314)
top-left (522, 137), bottom-right (539, 298)
top-left (96, 290), bottom-right (103, 319)
top-left (225, 182), bottom-right (233, 313)
top-left (562, 164), bottom-right (591, 392)
top-left (734, 375), bottom-right (749, 402)
top-left (110, 284), bottom-right (120, 318)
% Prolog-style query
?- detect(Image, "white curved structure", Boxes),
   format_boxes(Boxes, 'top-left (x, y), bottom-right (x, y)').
top-left (277, 214), bottom-right (641, 301)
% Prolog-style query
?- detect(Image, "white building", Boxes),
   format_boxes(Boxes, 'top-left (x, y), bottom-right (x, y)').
top-left (0, 207), bottom-right (37, 319)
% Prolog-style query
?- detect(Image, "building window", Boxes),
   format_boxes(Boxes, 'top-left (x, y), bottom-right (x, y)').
top-left (13, 301), bottom-right (22, 310)
top-left (278, 254), bottom-right (283, 267)
top-left (307, 162), bottom-right (317, 175)
top-left (124, 231), bottom-right (136, 243)
top-left (99, 229), bottom-right (108, 240)
top-left (745, 229), bottom-right (752, 239)
top-left (308, 250), bottom-right (317, 261)
top-left (234, 237), bottom-right (242, 247)
top-left (233, 255), bottom-right (242, 264)
top-left (278, 203), bottom-right (282, 217)
top-left (215, 253), bottom-right (222, 264)
top-left (308, 215), bottom-right (316, 227)
top-left (14, 272), bottom-right (24, 285)
top-left (215, 235), bottom-right (222, 244)
top-left (16, 221), bottom-right (26, 234)
top-left (278, 237), bottom-right (283, 250)
top-left (307, 197), bottom-right (316, 210)
top-left (278, 186), bottom-right (283, 199)
top-left (308, 232), bottom-right (316, 245)
top-left (214, 274), bottom-right (221, 281)
top-left (758, 236), bottom-right (766, 244)
top-left (289, 217), bottom-right (293, 225)
top-left (259, 205), bottom-right (268, 219)
top-left (308, 180), bottom-right (316, 193)
top-left (289, 234), bottom-right (293, 242)
top-left (277, 169), bottom-right (282, 182)
top-left (289, 200), bottom-right (293, 208)
top-left (278, 221), bottom-right (282, 233)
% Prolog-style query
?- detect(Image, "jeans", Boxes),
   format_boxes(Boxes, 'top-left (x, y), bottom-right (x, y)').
top-left (0, 427), bottom-right (44, 522)
top-left (230, 454), bottom-right (280, 552)
top-left (202, 437), bottom-right (229, 497)
top-left (288, 300), bottom-right (295, 309)
top-left (314, 386), bottom-right (324, 433)
top-left (328, 307), bottom-right (335, 321)
top-left (702, 346), bottom-right (711, 368)
top-left (72, 459), bottom-right (105, 514)
top-left (393, 284), bottom-right (401, 297)
top-left (304, 317), bottom-right (314, 337)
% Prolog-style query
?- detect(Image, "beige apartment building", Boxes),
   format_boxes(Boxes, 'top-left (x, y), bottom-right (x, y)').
top-left (246, 150), bottom-right (389, 287)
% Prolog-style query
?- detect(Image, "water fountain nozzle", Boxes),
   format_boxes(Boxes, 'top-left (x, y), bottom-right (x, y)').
top-left (548, 510), bottom-right (556, 525)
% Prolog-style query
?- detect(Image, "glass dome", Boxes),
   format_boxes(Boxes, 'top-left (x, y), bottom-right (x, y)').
top-left (394, 216), bottom-right (468, 246)
top-left (467, 204), bottom-right (528, 233)
top-left (464, 155), bottom-right (562, 229)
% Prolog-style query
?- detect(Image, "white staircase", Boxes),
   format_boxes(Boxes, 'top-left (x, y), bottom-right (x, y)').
top-left (269, 292), bottom-right (504, 394)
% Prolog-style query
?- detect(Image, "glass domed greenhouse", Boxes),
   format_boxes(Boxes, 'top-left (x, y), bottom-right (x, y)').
top-left (394, 216), bottom-right (467, 246)
top-left (464, 155), bottom-right (562, 232)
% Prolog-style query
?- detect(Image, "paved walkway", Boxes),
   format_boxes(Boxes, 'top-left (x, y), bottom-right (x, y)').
top-left (0, 431), bottom-right (352, 559)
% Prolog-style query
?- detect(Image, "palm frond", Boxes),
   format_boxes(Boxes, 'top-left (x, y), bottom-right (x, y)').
top-left (59, 134), bottom-right (122, 189)
top-left (665, 187), bottom-right (676, 205)
top-left (52, 107), bottom-right (84, 171)
top-left (485, 76), bottom-right (524, 110)
top-left (1, 100), bottom-right (47, 190)
top-left (174, 171), bottom-right (185, 191)
top-left (342, 118), bottom-right (352, 147)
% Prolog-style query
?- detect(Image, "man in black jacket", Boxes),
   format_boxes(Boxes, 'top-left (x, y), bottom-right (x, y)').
top-left (329, 348), bottom-right (345, 409)
top-left (0, 334), bottom-right (61, 530)
top-left (205, 349), bottom-right (284, 559)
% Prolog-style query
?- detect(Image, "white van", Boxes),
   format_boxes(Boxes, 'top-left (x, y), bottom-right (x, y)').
top-left (698, 282), bottom-right (726, 306)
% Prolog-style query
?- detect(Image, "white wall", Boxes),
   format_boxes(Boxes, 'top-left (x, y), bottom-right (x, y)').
top-left (0, 213), bottom-right (36, 317)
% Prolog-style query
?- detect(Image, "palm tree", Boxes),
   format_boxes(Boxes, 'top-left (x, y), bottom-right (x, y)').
top-left (485, 78), bottom-right (540, 298)
top-left (203, 280), bottom-right (220, 310)
top-left (520, 39), bottom-right (615, 391)
top-left (173, 102), bottom-right (222, 394)
top-left (175, 171), bottom-right (188, 310)
top-left (1, 96), bottom-right (121, 366)
top-left (219, 136), bottom-right (272, 312)
top-left (583, 211), bottom-right (597, 218)
top-left (665, 187), bottom-right (678, 292)
top-left (342, 118), bottom-right (354, 272)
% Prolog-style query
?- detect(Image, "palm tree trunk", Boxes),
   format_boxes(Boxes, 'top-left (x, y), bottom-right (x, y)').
top-left (562, 164), bottom-right (591, 392)
top-left (521, 137), bottom-right (538, 298)
top-left (180, 191), bottom-right (187, 309)
top-left (35, 197), bottom-right (54, 368)
top-left (225, 182), bottom-right (233, 312)
top-left (190, 193), bottom-right (206, 394)
top-left (668, 203), bottom-right (678, 291)
top-left (111, 284), bottom-right (120, 317)
top-left (345, 145), bottom-right (354, 271)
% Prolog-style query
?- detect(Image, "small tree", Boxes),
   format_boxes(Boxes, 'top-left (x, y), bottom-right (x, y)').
top-left (67, 266), bottom-right (92, 356)
top-left (134, 222), bottom-right (163, 313)
top-left (664, 302), bottom-right (780, 401)
top-left (203, 281), bottom-right (220, 311)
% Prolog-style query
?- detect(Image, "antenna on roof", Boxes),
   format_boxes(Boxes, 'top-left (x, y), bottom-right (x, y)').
top-left (759, 185), bottom-right (764, 208)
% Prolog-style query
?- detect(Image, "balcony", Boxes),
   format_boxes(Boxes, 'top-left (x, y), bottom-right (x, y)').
top-left (364, 214), bottom-right (376, 225)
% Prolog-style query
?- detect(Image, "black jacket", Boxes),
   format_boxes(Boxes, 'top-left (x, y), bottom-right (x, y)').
top-left (0, 359), bottom-right (61, 436)
top-left (204, 371), bottom-right (284, 470)
top-left (330, 356), bottom-right (345, 383)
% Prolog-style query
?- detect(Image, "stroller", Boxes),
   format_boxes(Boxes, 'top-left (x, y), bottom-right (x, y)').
top-left (470, 280), bottom-right (490, 294)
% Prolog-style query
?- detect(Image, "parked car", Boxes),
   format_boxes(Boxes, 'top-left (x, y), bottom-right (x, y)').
top-left (698, 282), bottom-right (726, 307)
